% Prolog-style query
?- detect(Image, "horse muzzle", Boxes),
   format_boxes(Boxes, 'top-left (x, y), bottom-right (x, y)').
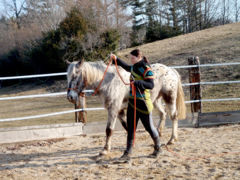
top-left (67, 93), bottom-right (77, 104)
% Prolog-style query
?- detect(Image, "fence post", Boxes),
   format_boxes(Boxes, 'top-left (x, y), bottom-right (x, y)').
top-left (75, 94), bottom-right (87, 123)
top-left (188, 56), bottom-right (202, 126)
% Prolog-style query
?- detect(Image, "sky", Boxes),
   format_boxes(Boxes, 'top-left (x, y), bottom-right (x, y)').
top-left (0, 4), bottom-right (3, 17)
top-left (0, 0), bottom-right (26, 17)
top-left (0, 0), bottom-right (239, 20)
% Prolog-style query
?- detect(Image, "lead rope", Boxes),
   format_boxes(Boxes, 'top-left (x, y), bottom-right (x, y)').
top-left (93, 56), bottom-right (137, 146)
top-left (91, 56), bottom-right (240, 160)
top-left (92, 57), bottom-right (112, 96)
top-left (131, 83), bottom-right (137, 145)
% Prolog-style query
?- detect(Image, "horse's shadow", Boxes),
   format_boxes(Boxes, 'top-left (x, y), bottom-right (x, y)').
top-left (0, 146), bottom-right (126, 171)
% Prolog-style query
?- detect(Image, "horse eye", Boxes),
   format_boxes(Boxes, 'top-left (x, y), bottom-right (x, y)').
top-left (72, 75), bottom-right (77, 80)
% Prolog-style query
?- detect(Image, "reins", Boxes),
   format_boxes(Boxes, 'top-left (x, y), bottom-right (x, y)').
top-left (91, 58), bottom-right (113, 96)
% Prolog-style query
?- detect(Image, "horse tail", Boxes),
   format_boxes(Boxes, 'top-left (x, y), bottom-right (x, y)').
top-left (175, 71), bottom-right (186, 120)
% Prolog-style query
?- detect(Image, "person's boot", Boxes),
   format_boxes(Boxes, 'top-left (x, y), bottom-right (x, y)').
top-left (120, 150), bottom-right (130, 159)
top-left (150, 136), bottom-right (162, 158)
top-left (120, 143), bottom-right (132, 162)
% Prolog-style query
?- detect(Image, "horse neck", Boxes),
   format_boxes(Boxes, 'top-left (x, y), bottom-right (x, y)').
top-left (83, 62), bottom-right (107, 88)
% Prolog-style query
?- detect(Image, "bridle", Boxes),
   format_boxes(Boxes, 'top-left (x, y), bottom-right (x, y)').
top-left (67, 77), bottom-right (88, 97)
top-left (67, 88), bottom-right (85, 97)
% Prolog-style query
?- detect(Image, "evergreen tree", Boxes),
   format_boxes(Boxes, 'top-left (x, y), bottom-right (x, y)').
top-left (130, 0), bottom-right (146, 46)
top-left (145, 0), bottom-right (160, 42)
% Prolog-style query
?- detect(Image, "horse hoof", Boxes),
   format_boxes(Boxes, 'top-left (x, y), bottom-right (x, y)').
top-left (158, 129), bottom-right (163, 137)
top-left (167, 141), bottom-right (174, 145)
top-left (159, 131), bottom-right (163, 137)
top-left (167, 138), bottom-right (177, 145)
top-left (99, 150), bottom-right (108, 156)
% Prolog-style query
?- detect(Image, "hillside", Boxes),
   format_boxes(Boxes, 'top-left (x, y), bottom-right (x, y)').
top-left (118, 23), bottom-right (240, 112)
top-left (119, 23), bottom-right (240, 82)
top-left (118, 23), bottom-right (240, 67)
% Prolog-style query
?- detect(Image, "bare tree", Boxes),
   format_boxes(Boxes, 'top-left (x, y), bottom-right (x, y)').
top-left (221, 0), bottom-right (232, 24)
top-left (202, 0), bottom-right (219, 28)
top-left (73, 0), bottom-right (131, 48)
top-left (112, 0), bottom-right (131, 47)
top-left (25, 0), bottom-right (67, 32)
top-left (1, 0), bottom-right (26, 29)
top-left (234, 0), bottom-right (240, 22)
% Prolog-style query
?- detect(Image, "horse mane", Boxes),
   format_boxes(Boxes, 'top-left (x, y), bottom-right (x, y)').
top-left (83, 61), bottom-right (108, 84)
top-left (67, 61), bottom-right (115, 85)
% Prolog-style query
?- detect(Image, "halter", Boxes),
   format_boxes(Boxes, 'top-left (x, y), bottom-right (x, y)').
top-left (67, 87), bottom-right (85, 97)
top-left (67, 78), bottom-right (88, 97)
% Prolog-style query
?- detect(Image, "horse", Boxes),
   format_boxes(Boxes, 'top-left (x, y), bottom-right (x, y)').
top-left (67, 59), bottom-right (186, 155)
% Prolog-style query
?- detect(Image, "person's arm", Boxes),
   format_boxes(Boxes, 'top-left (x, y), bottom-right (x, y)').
top-left (134, 79), bottom-right (154, 91)
top-left (111, 54), bottom-right (131, 72)
top-left (134, 69), bottom-right (154, 90)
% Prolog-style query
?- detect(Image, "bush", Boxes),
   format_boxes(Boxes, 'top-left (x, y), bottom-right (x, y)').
top-left (59, 8), bottom-right (87, 39)
top-left (28, 29), bottom-right (66, 73)
top-left (0, 8), bottom-right (121, 79)
top-left (145, 23), bottom-right (182, 43)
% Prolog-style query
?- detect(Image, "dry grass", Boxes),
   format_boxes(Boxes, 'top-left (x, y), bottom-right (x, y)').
top-left (0, 23), bottom-right (240, 128)
top-left (118, 22), bottom-right (240, 113)
top-left (118, 23), bottom-right (240, 64)
top-left (0, 84), bottom-right (108, 128)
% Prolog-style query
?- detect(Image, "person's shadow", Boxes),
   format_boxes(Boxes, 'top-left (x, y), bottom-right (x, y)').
top-left (0, 146), bottom-right (124, 171)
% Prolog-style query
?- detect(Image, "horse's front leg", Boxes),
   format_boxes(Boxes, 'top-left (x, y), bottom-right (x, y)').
top-left (100, 107), bottom-right (118, 156)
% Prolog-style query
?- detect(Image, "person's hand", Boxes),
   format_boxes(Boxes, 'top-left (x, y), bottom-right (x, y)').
top-left (111, 54), bottom-right (117, 61)
top-left (134, 80), bottom-right (143, 90)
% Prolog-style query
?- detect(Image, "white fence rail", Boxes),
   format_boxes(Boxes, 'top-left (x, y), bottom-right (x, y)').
top-left (0, 72), bottom-right (67, 80)
top-left (1, 62), bottom-right (240, 81)
top-left (0, 62), bottom-right (239, 122)
top-left (182, 80), bottom-right (240, 86)
top-left (0, 90), bottom-right (94, 101)
top-left (171, 62), bottom-right (240, 69)
top-left (0, 108), bottom-right (105, 122)
top-left (0, 80), bottom-right (240, 101)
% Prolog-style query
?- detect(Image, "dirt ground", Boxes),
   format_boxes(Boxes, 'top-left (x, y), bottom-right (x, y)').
top-left (0, 124), bottom-right (240, 180)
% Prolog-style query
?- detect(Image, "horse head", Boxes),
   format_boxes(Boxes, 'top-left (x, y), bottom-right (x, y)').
top-left (66, 59), bottom-right (87, 104)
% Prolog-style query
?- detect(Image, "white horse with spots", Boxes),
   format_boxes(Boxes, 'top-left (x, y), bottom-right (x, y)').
top-left (67, 59), bottom-right (186, 155)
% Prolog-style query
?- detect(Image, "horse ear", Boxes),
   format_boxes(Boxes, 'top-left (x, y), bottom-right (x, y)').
top-left (76, 58), bottom-right (85, 68)
top-left (65, 60), bottom-right (71, 65)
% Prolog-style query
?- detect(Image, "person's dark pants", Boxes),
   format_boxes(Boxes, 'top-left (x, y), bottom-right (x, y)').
top-left (125, 104), bottom-right (160, 154)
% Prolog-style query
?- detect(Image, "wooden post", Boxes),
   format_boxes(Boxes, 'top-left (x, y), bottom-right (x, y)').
top-left (188, 57), bottom-right (202, 126)
top-left (75, 94), bottom-right (87, 123)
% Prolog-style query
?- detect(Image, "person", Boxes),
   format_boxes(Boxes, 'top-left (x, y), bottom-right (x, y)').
top-left (111, 49), bottom-right (161, 159)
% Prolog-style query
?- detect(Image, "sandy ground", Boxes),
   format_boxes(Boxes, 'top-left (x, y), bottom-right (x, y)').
top-left (0, 124), bottom-right (240, 180)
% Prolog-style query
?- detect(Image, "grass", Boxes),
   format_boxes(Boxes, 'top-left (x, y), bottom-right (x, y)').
top-left (0, 23), bottom-right (240, 128)
top-left (0, 88), bottom-right (108, 128)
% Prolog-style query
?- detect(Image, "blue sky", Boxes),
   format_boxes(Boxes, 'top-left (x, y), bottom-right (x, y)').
top-left (0, 4), bottom-right (3, 16)
top-left (0, 0), bottom-right (26, 17)
top-left (0, 0), bottom-right (238, 20)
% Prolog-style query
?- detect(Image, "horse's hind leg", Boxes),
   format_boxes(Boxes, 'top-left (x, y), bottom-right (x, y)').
top-left (154, 98), bottom-right (166, 137)
top-left (118, 109), bottom-right (127, 132)
top-left (100, 107), bottom-right (118, 156)
top-left (166, 101), bottom-right (178, 145)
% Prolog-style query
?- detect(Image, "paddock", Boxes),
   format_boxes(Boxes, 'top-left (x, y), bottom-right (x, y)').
top-left (0, 60), bottom-right (240, 179)
top-left (0, 124), bottom-right (240, 179)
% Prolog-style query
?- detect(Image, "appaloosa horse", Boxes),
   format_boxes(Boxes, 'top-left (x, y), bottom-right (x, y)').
top-left (67, 59), bottom-right (186, 155)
